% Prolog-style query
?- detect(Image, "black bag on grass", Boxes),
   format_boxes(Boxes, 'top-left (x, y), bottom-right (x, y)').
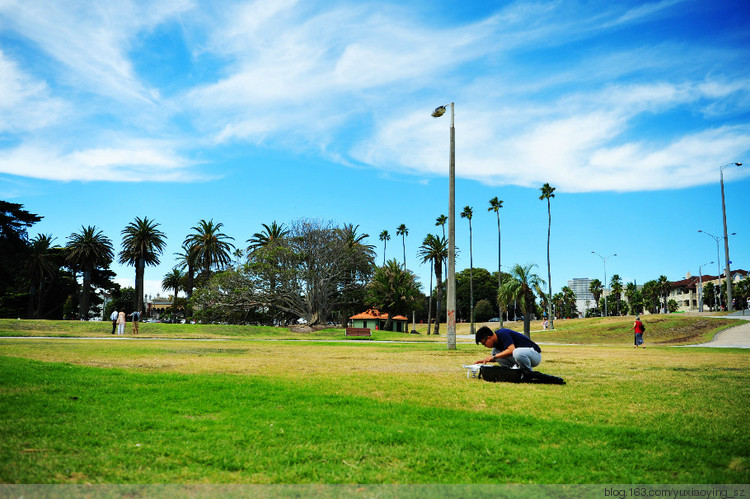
top-left (479, 366), bottom-right (565, 385)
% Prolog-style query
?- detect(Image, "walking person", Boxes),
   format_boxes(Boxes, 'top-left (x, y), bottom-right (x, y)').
top-left (632, 316), bottom-right (645, 348)
top-left (116, 310), bottom-right (126, 335)
top-left (130, 310), bottom-right (140, 335)
top-left (110, 309), bottom-right (118, 334)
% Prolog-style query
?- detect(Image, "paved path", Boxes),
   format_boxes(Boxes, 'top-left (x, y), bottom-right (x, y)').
top-left (679, 315), bottom-right (750, 348)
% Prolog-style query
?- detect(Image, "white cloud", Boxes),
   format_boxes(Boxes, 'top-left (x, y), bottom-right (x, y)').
top-left (0, 140), bottom-right (202, 182)
top-left (0, 49), bottom-right (67, 132)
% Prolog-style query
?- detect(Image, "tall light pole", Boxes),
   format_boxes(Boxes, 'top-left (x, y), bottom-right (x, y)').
top-left (432, 103), bottom-right (456, 349)
top-left (720, 162), bottom-right (742, 311)
top-left (698, 261), bottom-right (714, 312)
top-left (592, 252), bottom-right (616, 317)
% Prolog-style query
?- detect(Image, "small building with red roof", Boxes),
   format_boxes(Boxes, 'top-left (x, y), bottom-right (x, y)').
top-left (349, 308), bottom-right (409, 332)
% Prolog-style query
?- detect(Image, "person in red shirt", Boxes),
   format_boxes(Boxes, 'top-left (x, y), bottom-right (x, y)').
top-left (632, 317), bottom-right (645, 348)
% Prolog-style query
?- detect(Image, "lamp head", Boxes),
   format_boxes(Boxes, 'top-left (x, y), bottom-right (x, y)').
top-left (431, 106), bottom-right (447, 118)
top-left (736, 163), bottom-right (742, 166)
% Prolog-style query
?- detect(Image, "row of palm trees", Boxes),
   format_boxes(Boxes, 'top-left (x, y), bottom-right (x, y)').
top-left (395, 184), bottom-right (557, 336)
top-left (62, 218), bottom-right (238, 319)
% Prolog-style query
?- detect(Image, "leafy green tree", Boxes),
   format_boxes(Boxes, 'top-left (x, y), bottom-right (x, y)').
top-left (119, 216), bottom-right (167, 313)
top-left (460, 205), bottom-right (475, 334)
top-left (625, 282), bottom-right (643, 316)
top-left (667, 299), bottom-right (679, 313)
top-left (499, 263), bottom-right (543, 337)
top-left (488, 197), bottom-right (504, 326)
top-left (366, 259), bottom-right (420, 331)
top-left (539, 183), bottom-right (556, 328)
top-left (456, 267), bottom-right (497, 323)
top-left (66, 226), bottom-right (114, 319)
top-left (418, 234), bottom-right (447, 335)
top-left (396, 224), bottom-right (408, 268)
top-left (474, 299), bottom-right (494, 322)
top-left (185, 219), bottom-right (235, 285)
top-left (0, 201), bottom-right (43, 317)
top-left (336, 224), bottom-right (376, 326)
top-left (248, 219), bottom-right (373, 326)
top-left (26, 234), bottom-right (58, 318)
top-left (378, 230), bottom-right (390, 266)
top-left (657, 275), bottom-right (670, 313)
top-left (641, 280), bottom-right (661, 314)
top-left (702, 282), bottom-right (716, 312)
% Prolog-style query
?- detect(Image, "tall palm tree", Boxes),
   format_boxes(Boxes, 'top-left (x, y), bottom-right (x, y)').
top-left (379, 230), bottom-right (390, 266)
top-left (499, 263), bottom-right (544, 337)
top-left (460, 206), bottom-right (475, 334)
top-left (418, 236), bottom-right (435, 335)
top-left (396, 224), bottom-right (408, 268)
top-left (162, 267), bottom-right (185, 313)
top-left (185, 219), bottom-right (235, 284)
top-left (247, 221), bottom-right (289, 254)
top-left (435, 214), bottom-right (447, 288)
top-left (66, 225), bottom-right (114, 319)
top-left (488, 197), bottom-right (504, 326)
top-left (119, 216), bottom-right (167, 314)
top-left (435, 214), bottom-right (447, 238)
top-left (539, 183), bottom-right (556, 329)
top-left (418, 234), bottom-right (447, 335)
top-left (26, 234), bottom-right (57, 318)
top-left (610, 274), bottom-right (623, 316)
top-left (175, 242), bottom-right (199, 300)
top-left (589, 278), bottom-right (603, 315)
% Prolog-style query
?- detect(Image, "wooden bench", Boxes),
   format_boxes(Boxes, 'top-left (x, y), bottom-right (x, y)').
top-left (345, 327), bottom-right (372, 338)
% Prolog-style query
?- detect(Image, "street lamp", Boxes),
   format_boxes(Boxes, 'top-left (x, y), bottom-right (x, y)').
top-left (592, 252), bottom-right (616, 317)
top-left (720, 162), bottom-right (742, 311)
top-left (697, 261), bottom-right (714, 312)
top-left (698, 229), bottom-right (736, 311)
top-left (432, 103), bottom-right (456, 350)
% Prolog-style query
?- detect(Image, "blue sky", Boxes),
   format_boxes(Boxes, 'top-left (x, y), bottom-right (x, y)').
top-left (1, 0), bottom-right (749, 302)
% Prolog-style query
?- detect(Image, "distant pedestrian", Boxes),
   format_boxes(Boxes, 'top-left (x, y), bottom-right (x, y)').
top-left (130, 310), bottom-right (140, 335)
top-left (117, 310), bottom-right (126, 335)
top-left (110, 309), bottom-right (118, 334)
top-left (632, 316), bottom-right (645, 348)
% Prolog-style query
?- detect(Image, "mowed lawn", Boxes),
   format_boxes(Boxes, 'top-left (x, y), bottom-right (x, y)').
top-left (1, 321), bottom-right (749, 484)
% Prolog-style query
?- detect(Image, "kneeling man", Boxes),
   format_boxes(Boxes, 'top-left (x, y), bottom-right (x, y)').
top-left (474, 326), bottom-right (541, 371)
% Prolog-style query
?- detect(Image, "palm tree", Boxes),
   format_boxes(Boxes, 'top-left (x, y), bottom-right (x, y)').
top-left (66, 226), bottom-right (114, 319)
top-left (337, 224), bottom-right (376, 326)
top-left (162, 267), bottom-right (185, 313)
top-left (625, 281), bottom-right (641, 316)
top-left (26, 234), bottom-right (57, 318)
top-left (539, 183), bottom-right (556, 329)
top-left (185, 219), bottom-right (235, 284)
top-left (247, 221), bottom-right (288, 254)
top-left (379, 230), bottom-right (390, 266)
top-left (418, 234), bottom-right (448, 335)
top-left (499, 263), bottom-right (544, 337)
top-left (396, 224), bottom-right (408, 268)
top-left (435, 214), bottom-right (447, 238)
top-left (488, 197), bottom-right (504, 325)
top-left (589, 278), bottom-right (603, 315)
top-left (119, 216), bottom-right (167, 313)
top-left (175, 242), bottom-right (199, 300)
top-left (610, 274), bottom-right (623, 316)
top-left (418, 234), bottom-right (448, 336)
top-left (460, 206), bottom-right (475, 334)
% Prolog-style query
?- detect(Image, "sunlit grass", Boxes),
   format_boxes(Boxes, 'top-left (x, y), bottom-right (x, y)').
top-left (1, 338), bottom-right (748, 483)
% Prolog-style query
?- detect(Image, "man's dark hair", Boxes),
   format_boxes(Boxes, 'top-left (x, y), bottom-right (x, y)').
top-left (475, 326), bottom-right (494, 345)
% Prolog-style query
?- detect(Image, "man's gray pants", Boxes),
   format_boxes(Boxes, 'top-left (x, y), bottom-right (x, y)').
top-left (492, 347), bottom-right (541, 371)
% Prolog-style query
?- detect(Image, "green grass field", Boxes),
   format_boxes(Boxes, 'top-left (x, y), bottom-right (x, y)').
top-left (1, 317), bottom-right (748, 484)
